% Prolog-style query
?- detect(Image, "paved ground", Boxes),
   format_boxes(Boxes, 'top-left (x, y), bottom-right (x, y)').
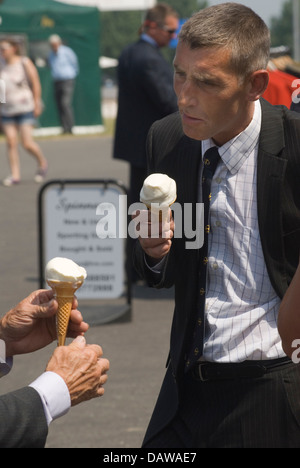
top-left (0, 132), bottom-right (175, 448)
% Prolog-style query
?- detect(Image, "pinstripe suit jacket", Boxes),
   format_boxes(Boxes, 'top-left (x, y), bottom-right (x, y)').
top-left (134, 98), bottom-right (300, 445)
top-left (0, 386), bottom-right (48, 447)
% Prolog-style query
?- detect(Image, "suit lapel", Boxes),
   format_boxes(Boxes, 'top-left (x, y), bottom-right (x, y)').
top-left (257, 99), bottom-right (288, 296)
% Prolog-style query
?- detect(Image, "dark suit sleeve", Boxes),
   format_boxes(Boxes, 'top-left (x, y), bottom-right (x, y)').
top-left (0, 387), bottom-right (48, 448)
top-left (133, 116), bottom-right (178, 289)
top-left (133, 240), bottom-right (175, 289)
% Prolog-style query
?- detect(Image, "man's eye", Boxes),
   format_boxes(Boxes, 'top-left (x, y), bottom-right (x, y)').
top-left (175, 71), bottom-right (185, 77)
top-left (195, 79), bottom-right (217, 89)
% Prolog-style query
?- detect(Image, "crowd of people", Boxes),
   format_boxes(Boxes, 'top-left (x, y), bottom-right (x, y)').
top-left (1, 1), bottom-right (300, 449)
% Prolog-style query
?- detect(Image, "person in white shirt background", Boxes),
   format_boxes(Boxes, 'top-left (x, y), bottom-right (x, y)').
top-left (48, 34), bottom-right (79, 134)
top-left (0, 288), bottom-right (109, 448)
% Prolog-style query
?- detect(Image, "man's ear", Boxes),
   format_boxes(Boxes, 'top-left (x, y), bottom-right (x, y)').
top-left (248, 70), bottom-right (269, 101)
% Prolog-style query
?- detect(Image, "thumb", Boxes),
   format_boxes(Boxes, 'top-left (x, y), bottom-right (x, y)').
top-left (69, 335), bottom-right (86, 348)
top-left (33, 298), bottom-right (57, 319)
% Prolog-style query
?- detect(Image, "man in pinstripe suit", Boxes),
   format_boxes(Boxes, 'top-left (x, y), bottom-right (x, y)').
top-left (134, 3), bottom-right (300, 448)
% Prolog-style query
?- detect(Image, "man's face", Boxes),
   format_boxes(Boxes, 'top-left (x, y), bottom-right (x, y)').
top-left (173, 42), bottom-right (254, 146)
top-left (152, 15), bottom-right (179, 48)
top-left (50, 41), bottom-right (60, 53)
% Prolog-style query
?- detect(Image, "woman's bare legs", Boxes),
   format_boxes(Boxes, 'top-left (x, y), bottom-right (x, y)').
top-left (19, 123), bottom-right (47, 170)
top-left (2, 123), bottom-right (21, 181)
top-left (2, 123), bottom-right (48, 185)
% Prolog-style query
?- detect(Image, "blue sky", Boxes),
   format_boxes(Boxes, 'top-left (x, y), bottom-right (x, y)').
top-left (208, 0), bottom-right (286, 26)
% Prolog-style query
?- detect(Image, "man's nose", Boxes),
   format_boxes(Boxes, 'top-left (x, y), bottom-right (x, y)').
top-left (177, 81), bottom-right (197, 107)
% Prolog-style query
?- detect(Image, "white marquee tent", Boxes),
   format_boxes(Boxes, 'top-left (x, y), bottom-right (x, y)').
top-left (55, 0), bottom-right (156, 11)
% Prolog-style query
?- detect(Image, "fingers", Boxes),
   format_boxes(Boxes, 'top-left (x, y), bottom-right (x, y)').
top-left (142, 239), bottom-right (173, 260)
top-left (29, 289), bottom-right (57, 309)
top-left (68, 309), bottom-right (89, 337)
top-left (70, 338), bottom-right (109, 402)
top-left (72, 296), bottom-right (79, 310)
top-left (23, 293), bottom-right (58, 320)
top-left (69, 307), bottom-right (83, 325)
top-left (29, 289), bottom-right (54, 303)
top-left (96, 357), bottom-right (110, 396)
top-left (134, 209), bottom-right (174, 238)
top-left (37, 298), bottom-right (58, 317)
top-left (69, 337), bottom-right (105, 363)
top-left (19, 288), bottom-right (55, 314)
top-left (86, 343), bottom-right (104, 358)
top-left (47, 338), bottom-right (109, 406)
top-left (34, 292), bottom-right (87, 336)
top-left (27, 289), bottom-right (78, 311)
top-left (35, 292), bottom-right (86, 336)
top-left (81, 343), bottom-right (109, 396)
top-left (69, 334), bottom-right (87, 348)
top-left (135, 209), bottom-right (174, 259)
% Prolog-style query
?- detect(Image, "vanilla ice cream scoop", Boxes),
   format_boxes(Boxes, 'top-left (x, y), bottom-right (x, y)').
top-left (45, 257), bottom-right (87, 347)
top-left (45, 257), bottom-right (87, 283)
top-left (140, 173), bottom-right (177, 207)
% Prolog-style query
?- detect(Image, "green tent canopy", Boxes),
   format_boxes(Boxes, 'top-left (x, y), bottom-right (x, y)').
top-left (0, 0), bottom-right (103, 134)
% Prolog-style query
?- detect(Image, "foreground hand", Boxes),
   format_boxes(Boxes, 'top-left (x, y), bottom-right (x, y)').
top-left (0, 289), bottom-right (89, 356)
top-left (46, 336), bottom-right (110, 406)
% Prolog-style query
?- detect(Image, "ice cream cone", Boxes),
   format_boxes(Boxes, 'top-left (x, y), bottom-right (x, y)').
top-left (140, 173), bottom-right (177, 223)
top-left (47, 279), bottom-right (83, 346)
top-left (145, 197), bottom-right (176, 222)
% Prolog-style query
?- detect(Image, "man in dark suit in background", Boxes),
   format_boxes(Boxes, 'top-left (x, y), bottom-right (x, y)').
top-left (114, 3), bottom-right (179, 282)
top-left (0, 289), bottom-right (109, 447)
top-left (134, 3), bottom-right (300, 448)
top-left (113, 2), bottom-right (179, 209)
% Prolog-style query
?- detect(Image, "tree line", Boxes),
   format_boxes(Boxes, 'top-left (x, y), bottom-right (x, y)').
top-left (100, 0), bottom-right (296, 79)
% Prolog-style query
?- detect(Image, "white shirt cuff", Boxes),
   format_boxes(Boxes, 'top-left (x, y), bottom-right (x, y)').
top-left (29, 371), bottom-right (71, 425)
top-left (0, 339), bottom-right (13, 378)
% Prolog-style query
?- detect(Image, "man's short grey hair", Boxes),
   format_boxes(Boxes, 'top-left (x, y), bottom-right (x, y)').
top-left (178, 2), bottom-right (270, 81)
top-left (49, 34), bottom-right (62, 44)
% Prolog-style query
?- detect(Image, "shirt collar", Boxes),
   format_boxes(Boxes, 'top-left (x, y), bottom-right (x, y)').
top-left (202, 100), bottom-right (262, 175)
top-left (140, 33), bottom-right (159, 48)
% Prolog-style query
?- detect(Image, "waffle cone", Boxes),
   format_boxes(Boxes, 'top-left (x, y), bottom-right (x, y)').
top-left (47, 280), bottom-right (83, 346)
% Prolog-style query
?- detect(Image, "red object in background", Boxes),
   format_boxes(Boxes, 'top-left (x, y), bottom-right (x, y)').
top-left (263, 69), bottom-right (297, 107)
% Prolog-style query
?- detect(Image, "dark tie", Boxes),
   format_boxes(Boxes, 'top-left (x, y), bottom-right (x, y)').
top-left (185, 146), bottom-right (220, 370)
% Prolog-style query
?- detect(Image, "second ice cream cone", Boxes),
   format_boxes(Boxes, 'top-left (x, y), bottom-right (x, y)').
top-left (47, 280), bottom-right (83, 346)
